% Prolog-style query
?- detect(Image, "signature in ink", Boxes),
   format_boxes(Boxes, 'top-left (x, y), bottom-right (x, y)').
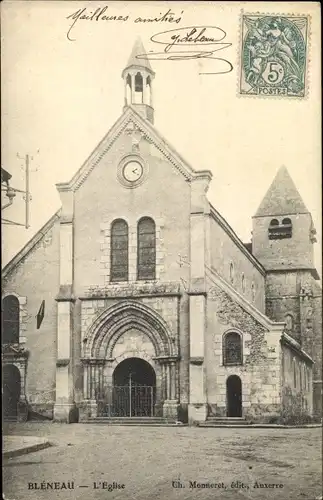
top-left (137, 26), bottom-right (233, 75)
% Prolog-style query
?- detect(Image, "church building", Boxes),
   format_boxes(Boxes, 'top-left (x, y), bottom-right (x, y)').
top-left (2, 39), bottom-right (322, 424)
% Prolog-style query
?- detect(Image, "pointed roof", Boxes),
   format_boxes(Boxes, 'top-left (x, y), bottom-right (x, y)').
top-left (254, 166), bottom-right (309, 217)
top-left (122, 37), bottom-right (154, 76)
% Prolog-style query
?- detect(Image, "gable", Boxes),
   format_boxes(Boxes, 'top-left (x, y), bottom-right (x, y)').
top-left (56, 106), bottom-right (212, 194)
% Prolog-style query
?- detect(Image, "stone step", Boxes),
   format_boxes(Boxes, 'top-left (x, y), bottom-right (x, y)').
top-left (200, 417), bottom-right (249, 427)
top-left (208, 417), bottom-right (245, 420)
top-left (82, 417), bottom-right (181, 426)
top-left (82, 422), bottom-right (182, 426)
top-left (3, 417), bottom-right (18, 422)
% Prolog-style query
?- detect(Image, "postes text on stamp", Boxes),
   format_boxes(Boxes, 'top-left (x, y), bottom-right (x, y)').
top-left (239, 14), bottom-right (309, 97)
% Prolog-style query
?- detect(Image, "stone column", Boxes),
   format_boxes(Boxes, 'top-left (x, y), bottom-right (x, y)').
top-left (188, 294), bottom-right (207, 423)
top-left (187, 174), bottom-right (211, 425)
top-left (162, 359), bottom-right (179, 420)
top-left (83, 362), bottom-right (89, 399)
top-left (167, 364), bottom-right (171, 399)
top-left (131, 73), bottom-right (135, 103)
top-left (160, 363), bottom-right (165, 400)
top-left (98, 362), bottom-right (104, 400)
top-left (54, 188), bottom-right (77, 423)
top-left (171, 361), bottom-right (176, 400)
top-left (124, 78), bottom-right (128, 106)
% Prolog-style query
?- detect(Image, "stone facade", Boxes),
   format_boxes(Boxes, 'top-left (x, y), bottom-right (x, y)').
top-left (2, 40), bottom-right (321, 424)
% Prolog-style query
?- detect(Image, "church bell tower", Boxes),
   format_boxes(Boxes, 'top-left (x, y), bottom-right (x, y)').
top-left (122, 37), bottom-right (155, 124)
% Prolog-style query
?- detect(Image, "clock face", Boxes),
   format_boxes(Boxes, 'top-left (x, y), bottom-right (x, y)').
top-left (123, 161), bottom-right (143, 182)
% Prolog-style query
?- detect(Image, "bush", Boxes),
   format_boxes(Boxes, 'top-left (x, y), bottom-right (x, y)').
top-left (271, 412), bottom-right (315, 426)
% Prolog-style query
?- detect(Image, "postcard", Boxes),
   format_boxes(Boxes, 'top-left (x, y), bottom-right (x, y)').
top-left (2, 1), bottom-right (322, 499)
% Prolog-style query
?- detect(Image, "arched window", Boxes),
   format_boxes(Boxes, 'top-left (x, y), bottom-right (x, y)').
top-left (134, 72), bottom-right (143, 103)
top-left (285, 314), bottom-right (294, 331)
top-left (229, 262), bottom-right (234, 283)
top-left (110, 219), bottom-right (129, 282)
top-left (293, 358), bottom-right (297, 389)
top-left (241, 273), bottom-right (245, 293)
top-left (223, 331), bottom-right (242, 366)
top-left (137, 217), bottom-right (156, 280)
top-left (2, 295), bottom-right (20, 344)
top-left (268, 217), bottom-right (292, 239)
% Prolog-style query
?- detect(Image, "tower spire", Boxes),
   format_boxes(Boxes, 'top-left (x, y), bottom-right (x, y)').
top-left (254, 166), bottom-right (309, 217)
top-left (122, 38), bottom-right (155, 123)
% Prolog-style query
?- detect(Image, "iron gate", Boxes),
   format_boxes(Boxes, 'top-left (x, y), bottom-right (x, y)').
top-left (102, 385), bottom-right (155, 417)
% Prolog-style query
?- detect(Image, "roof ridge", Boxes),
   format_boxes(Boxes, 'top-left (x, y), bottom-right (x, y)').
top-left (2, 210), bottom-right (61, 278)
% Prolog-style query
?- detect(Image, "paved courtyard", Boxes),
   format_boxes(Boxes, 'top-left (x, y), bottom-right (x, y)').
top-left (3, 423), bottom-right (322, 500)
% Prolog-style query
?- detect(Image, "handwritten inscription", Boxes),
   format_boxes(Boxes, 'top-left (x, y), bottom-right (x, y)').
top-left (65, 7), bottom-right (233, 75)
top-left (66, 7), bottom-right (183, 41)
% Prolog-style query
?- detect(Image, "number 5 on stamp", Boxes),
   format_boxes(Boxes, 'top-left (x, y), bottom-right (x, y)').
top-left (239, 14), bottom-right (309, 97)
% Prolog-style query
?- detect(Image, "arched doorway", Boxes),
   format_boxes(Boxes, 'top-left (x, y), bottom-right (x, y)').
top-left (111, 358), bottom-right (156, 417)
top-left (3, 364), bottom-right (21, 419)
top-left (226, 375), bottom-right (242, 417)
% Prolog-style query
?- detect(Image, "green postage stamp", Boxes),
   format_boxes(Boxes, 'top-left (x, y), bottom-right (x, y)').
top-left (239, 14), bottom-right (309, 97)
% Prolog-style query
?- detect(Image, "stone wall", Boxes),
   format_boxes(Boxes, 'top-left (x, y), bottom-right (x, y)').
top-left (2, 217), bottom-right (60, 417)
top-left (209, 216), bottom-right (265, 313)
top-left (265, 270), bottom-right (322, 417)
top-left (206, 281), bottom-right (282, 422)
top-left (281, 343), bottom-right (313, 419)
top-left (265, 271), bottom-right (301, 342)
top-left (312, 289), bottom-right (322, 417)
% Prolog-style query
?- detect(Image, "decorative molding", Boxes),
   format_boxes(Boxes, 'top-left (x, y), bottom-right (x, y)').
top-left (55, 285), bottom-right (75, 302)
top-left (56, 358), bottom-right (70, 367)
top-left (84, 299), bottom-right (176, 359)
top-left (190, 357), bottom-right (204, 365)
top-left (80, 281), bottom-right (181, 299)
top-left (187, 290), bottom-right (207, 297)
top-left (153, 355), bottom-right (180, 363)
top-left (81, 358), bottom-right (106, 365)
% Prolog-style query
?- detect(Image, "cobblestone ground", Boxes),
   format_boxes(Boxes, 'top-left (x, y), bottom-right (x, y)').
top-left (3, 423), bottom-right (322, 500)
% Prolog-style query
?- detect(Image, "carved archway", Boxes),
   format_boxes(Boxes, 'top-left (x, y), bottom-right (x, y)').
top-left (84, 300), bottom-right (175, 359)
top-left (80, 300), bottom-right (179, 420)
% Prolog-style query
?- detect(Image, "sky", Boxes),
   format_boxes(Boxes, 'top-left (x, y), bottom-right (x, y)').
top-left (1, 1), bottom-right (321, 274)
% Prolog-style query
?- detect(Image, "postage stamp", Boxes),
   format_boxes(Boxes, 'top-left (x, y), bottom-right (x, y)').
top-left (239, 14), bottom-right (309, 97)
